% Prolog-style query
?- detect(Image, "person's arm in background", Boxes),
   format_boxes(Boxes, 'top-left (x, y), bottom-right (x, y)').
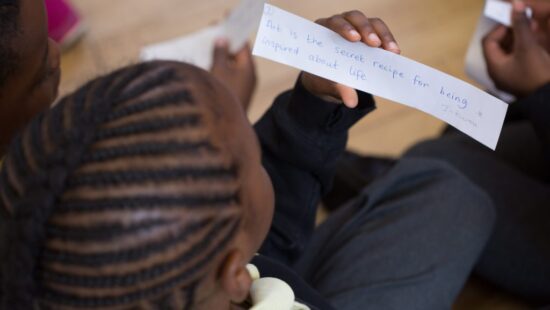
top-left (252, 12), bottom-right (401, 265)
top-left (483, 0), bottom-right (550, 164)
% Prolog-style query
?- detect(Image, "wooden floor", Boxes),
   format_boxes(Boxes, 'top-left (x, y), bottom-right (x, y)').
top-left (61, 0), bottom-right (529, 308)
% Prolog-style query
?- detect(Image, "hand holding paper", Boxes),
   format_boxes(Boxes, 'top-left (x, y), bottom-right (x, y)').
top-left (254, 4), bottom-right (508, 150)
top-left (465, 0), bottom-right (540, 101)
top-left (485, 0), bottom-right (532, 26)
top-left (211, 40), bottom-right (257, 110)
top-left (301, 11), bottom-right (402, 108)
top-left (483, 0), bottom-right (550, 97)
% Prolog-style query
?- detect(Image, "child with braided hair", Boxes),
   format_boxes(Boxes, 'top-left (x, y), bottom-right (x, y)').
top-left (1, 60), bottom-right (267, 309)
top-left (0, 10), bottom-right (496, 310)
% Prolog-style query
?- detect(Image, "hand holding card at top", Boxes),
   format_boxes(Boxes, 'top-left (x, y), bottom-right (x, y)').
top-left (485, 0), bottom-right (533, 26)
top-left (300, 11), bottom-right (401, 108)
top-left (483, 0), bottom-right (550, 97)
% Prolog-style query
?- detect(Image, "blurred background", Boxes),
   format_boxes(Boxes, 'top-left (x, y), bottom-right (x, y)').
top-left (56, 1), bottom-right (530, 308)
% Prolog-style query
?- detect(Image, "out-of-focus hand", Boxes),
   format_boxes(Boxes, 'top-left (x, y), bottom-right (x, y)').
top-left (300, 10), bottom-right (401, 108)
top-left (525, 0), bottom-right (550, 51)
top-left (211, 39), bottom-right (257, 111)
top-left (483, 0), bottom-right (550, 97)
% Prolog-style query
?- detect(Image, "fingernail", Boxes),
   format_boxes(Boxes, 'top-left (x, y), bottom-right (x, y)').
top-left (343, 98), bottom-right (358, 108)
top-left (368, 33), bottom-right (381, 45)
top-left (215, 38), bottom-right (228, 47)
top-left (513, 0), bottom-right (526, 12)
top-left (388, 42), bottom-right (401, 53)
top-left (349, 29), bottom-right (361, 38)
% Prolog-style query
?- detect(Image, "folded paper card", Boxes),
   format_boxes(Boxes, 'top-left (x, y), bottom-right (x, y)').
top-left (253, 4), bottom-right (508, 150)
top-left (141, 0), bottom-right (266, 69)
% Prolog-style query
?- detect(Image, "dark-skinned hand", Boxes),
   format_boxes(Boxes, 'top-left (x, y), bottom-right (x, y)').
top-left (300, 10), bottom-right (401, 108)
top-left (483, 0), bottom-right (550, 97)
top-left (211, 40), bottom-right (257, 111)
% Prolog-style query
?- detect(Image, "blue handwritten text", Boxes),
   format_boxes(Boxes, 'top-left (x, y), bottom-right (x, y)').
top-left (261, 37), bottom-right (300, 55)
top-left (308, 54), bottom-right (338, 69)
top-left (372, 60), bottom-right (405, 79)
top-left (349, 66), bottom-right (367, 81)
top-left (440, 86), bottom-right (468, 109)
top-left (335, 46), bottom-right (366, 63)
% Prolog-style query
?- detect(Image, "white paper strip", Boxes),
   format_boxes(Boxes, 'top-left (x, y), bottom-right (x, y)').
top-left (253, 4), bottom-right (508, 150)
top-left (485, 0), bottom-right (532, 27)
top-left (140, 0), bottom-right (266, 69)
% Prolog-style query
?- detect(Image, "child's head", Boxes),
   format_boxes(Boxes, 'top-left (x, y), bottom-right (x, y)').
top-left (0, 61), bottom-right (274, 309)
top-left (0, 0), bottom-right (61, 153)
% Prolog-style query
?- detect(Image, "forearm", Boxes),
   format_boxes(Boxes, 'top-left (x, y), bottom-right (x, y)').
top-left (254, 77), bottom-right (375, 264)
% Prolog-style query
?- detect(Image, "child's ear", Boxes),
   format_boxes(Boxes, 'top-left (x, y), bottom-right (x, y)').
top-left (219, 250), bottom-right (253, 303)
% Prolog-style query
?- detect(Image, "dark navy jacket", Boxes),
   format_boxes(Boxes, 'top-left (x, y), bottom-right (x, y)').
top-left (253, 79), bottom-right (375, 309)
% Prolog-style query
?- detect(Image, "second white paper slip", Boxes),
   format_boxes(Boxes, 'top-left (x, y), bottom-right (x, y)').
top-left (253, 4), bottom-right (508, 150)
top-left (141, 0), bottom-right (266, 69)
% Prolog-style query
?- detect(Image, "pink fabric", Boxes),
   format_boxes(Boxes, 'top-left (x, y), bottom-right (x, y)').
top-left (45, 0), bottom-right (80, 42)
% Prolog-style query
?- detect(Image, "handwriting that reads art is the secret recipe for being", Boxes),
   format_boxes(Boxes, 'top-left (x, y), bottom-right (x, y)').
top-left (261, 20), bottom-right (471, 112)
top-left (253, 4), bottom-right (508, 149)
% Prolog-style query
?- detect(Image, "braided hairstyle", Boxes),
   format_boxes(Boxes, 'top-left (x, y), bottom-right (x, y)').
top-left (0, 0), bottom-right (20, 90)
top-left (0, 61), bottom-right (243, 309)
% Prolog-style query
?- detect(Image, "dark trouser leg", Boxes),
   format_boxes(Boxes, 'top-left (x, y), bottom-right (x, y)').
top-left (442, 122), bottom-right (549, 182)
top-left (406, 122), bottom-right (550, 305)
top-left (294, 158), bottom-right (495, 310)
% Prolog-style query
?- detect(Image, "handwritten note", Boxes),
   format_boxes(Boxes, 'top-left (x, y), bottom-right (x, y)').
top-left (253, 4), bottom-right (508, 150)
top-left (485, 0), bottom-right (532, 26)
top-left (140, 0), bottom-right (266, 69)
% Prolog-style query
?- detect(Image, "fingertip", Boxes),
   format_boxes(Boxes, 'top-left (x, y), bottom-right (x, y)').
top-left (215, 38), bottom-right (229, 48)
top-left (387, 42), bottom-right (401, 54)
top-left (512, 1), bottom-right (530, 26)
top-left (366, 33), bottom-right (382, 47)
top-left (340, 89), bottom-right (359, 108)
top-left (235, 46), bottom-right (254, 64)
top-left (348, 29), bottom-right (362, 41)
top-left (513, 0), bottom-right (527, 13)
top-left (342, 99), bottom-right (358, 108)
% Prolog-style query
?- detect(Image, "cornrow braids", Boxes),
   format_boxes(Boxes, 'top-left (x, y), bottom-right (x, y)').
top-left (0, 61), bottom-right (243, 309)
